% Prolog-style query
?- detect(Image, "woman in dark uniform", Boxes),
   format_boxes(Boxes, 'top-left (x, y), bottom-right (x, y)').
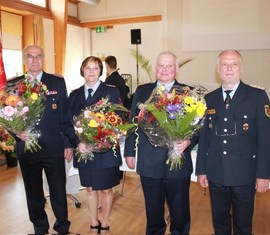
top-left (68, 56), bottom-right (122, 234)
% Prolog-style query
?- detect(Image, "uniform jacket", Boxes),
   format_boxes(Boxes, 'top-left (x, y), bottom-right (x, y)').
top-left (68, 82), bottom-right (122, 169)
top-left (8, 72), bottom-right (78, 157)
top-left (105, 71), bottom-right (128, 106)
top-left (196, 81), bottom-right (270, 186)
top-left (124, 81), bottom-right (199, 179)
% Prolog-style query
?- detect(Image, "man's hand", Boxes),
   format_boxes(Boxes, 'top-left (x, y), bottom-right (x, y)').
top-left (16, 131), bottom-right (29, 142)
top-left (64, 148), bottom-right (74, 162)
top-left (256, 178), bottom-right (269, 193)
top-left (174, 139), bottom-right (191, 154)
top-left (198, 174), bottom-right (209, 188)
top-left (125, 156), bottom-right (135, 169)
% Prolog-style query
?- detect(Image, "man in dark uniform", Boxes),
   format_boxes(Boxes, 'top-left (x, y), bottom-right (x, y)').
top-left (105, 55), bottom-right (129, 108)
top-left (124, 51), bottom-right (199, 235)
top-left (196, 50), bottom-right (270, 235)
top-left (12, 45), bottom-right (78, 234)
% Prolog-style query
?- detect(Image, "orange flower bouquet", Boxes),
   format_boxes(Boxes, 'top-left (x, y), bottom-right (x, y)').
top-left (0, 75), bottom-right (47, 152)
top-left (73, 97), bottom-right (135, 162)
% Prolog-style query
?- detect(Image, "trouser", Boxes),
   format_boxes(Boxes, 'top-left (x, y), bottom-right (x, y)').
top-left (209, 181), bottom-right (255, 235)
top-left (19, 155), bottom-right (70, 234)
top-left (140, 176), bottom-right (191, 235)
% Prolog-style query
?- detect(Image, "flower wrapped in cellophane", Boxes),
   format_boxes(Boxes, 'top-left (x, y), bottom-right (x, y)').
top-left (73, 97), bottom-right (135, 162)
top-left (0, 75), bottom-right (47, 152)
top-left (137, 85), bottom-right (207, 170)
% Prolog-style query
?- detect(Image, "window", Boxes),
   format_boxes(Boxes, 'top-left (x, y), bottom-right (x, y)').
top-left (2, 49), bottom-right (23, 80)
top-left (21, 0), bottom-right (46, 8)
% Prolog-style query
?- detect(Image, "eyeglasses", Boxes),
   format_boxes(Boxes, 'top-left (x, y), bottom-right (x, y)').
top-left (25, 54), bottom-right (44, 61)
top-left (219, 62), bottom-right (240, 69)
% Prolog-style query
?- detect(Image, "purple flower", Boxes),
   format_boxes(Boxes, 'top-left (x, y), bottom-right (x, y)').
top-left (166, 103), bottom-right (175, 113)
top-left (174, 103), bottom-right (182, 111)
top-left (168, 112), bottom-right (176, 120)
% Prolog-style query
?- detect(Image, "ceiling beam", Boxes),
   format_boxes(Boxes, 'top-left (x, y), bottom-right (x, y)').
top-left (81, 15), bottom-right (162, 29)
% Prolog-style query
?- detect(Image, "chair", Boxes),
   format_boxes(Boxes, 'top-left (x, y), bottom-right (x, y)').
top-left (121, 74), bottom-right (132, 92)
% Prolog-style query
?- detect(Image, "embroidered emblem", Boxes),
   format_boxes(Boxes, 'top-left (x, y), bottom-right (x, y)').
top-left (243, 123), bottom-right (249, 131)
top-left (207, 109), bottom-right (216, 114)
top-left (52, 103), bottom-right (57, 109)
top-left (265, 105), bottom-right (270, 117)
top-left (46, 90), bottom-right (58, 95)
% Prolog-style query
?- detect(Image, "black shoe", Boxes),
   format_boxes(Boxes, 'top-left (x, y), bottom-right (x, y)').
top-left (100, 225), bottom-right (110, 233)
top-left (90, 220), bottom-right (101, 234)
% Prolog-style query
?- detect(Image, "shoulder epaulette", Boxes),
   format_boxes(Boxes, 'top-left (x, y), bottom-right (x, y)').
top-left (53, 73), bottom-right (64, 79)
top-left (249, 84), bottom-right (265, 90)
top-left (106, 84), bottom-right (117, 88)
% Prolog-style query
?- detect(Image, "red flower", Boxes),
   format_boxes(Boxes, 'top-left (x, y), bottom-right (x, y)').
top-left (18, 83), bottom-right (27, 95)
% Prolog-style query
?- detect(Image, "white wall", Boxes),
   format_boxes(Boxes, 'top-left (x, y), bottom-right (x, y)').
top-left (77, 0), bottom-right (270, 94)
top-left (90, 22), bottom-right (162, 93)
top-left (64, 24), bottom-right (87, 94)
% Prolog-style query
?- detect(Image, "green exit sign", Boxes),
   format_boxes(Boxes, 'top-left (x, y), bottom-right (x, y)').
top-left (96, 26), bottom-right (107, 33)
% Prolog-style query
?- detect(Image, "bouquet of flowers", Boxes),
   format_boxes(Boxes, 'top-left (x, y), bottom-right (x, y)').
top-left (138, 85), bottom-right (207, 170)
top-left (0, 75), bottom-right (48, 152)
top-left (0, 125), bottom-right (15, 153)
top-left (73, 97), bottom-right (135, 162)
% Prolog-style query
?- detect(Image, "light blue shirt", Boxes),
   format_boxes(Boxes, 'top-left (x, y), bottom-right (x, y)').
top-left (222, 82), bottom-right (240, 101)
top-left (84, 80), bottom-right (101, 99)
top-left (157, 80), bottom-right (175, 92)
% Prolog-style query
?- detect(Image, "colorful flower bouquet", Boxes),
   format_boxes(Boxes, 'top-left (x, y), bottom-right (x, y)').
top-left (0, 125), bottom-right (15, 153)
top-left (138, 85), bottom-right (207, 170)
top-left (73, 97), bottom-right (135, 162)
top-left (0, 75), bottom-right (47, 152)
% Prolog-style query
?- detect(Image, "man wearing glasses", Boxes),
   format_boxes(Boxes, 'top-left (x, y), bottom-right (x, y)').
top-left (9, 45), bottom-right (78, 234)
top-left (196, 50), bottom-right (270, 235)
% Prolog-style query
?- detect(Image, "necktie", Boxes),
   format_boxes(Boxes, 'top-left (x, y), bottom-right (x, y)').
top-left (224, 90), bottom-right (232, 109)
top-left (86, 88), bottom-right (93, 106)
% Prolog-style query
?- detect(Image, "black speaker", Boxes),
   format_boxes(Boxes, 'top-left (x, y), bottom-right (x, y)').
top-left (131, 29), bottom-right (141, 44)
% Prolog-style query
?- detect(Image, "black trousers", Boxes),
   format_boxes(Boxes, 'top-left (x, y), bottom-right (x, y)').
top-left (140, 176), bottom-right (191, 235)
top-left (209, 181), bottom-right (255, 235)
top-left (19, 154), bottom-right (70, 234)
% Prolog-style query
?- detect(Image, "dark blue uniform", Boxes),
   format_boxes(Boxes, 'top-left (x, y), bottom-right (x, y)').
top-left (68, 82), bottom-right (122, 189)
top-left (12, 72), bottom-right (78, 234)
top-left (124, 81), bottom-right (199, 235)
top-left (196, 81), bottom-right (270, 234)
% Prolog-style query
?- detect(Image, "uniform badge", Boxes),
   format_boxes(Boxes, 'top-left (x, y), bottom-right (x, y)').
top-left (208, 123), bottom-right (213, 129)
top-left (52, 103), bottom-right (57, 109)
top-left (243, 123), bottom-right (249, 131)
top-left (207, 109), bottom-right (216, 115)
top-left (265, 105), bottom-right (270, 117)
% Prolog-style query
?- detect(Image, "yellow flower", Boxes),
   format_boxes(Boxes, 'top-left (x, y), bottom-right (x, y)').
top-left (190, 103), bottom-right (198, 110)
top-left (185, 106), bottom-right (193, 113)
top-left (88, 119), bottom-right (98, 127)
top-left (31, 92), bottom-right (38, 101)
top-left (157, 85), bottom-right (166, 95)
top-left (196, 102), bottom-right (207, 117)
top-left (184, 96), bottom-right (194, 105)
